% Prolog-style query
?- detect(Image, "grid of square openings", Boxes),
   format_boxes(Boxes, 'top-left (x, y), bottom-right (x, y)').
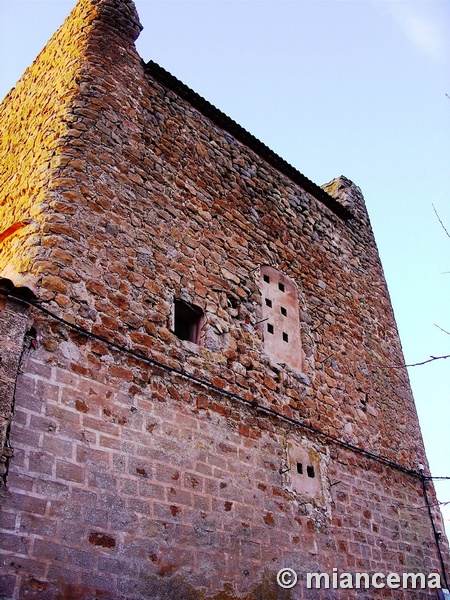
top-left (297, 462), bottom-right (315, 478)
top-left (263, 273), bottom-right (289, 343)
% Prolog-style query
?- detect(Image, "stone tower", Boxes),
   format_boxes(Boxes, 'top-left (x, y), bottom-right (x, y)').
top-left (0, 0), bottom-right (448, 598)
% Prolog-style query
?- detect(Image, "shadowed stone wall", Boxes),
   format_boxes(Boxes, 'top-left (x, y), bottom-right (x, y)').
top-left (0, 1), bottom-right (448, 598)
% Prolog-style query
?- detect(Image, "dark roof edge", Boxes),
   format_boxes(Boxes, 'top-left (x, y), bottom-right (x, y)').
top-left (144, 60), bottom-right (353, 222)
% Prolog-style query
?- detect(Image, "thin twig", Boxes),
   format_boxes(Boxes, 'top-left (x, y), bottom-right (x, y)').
top-left (370, 354), bottom-right (450, 369)
top-left (434, 323), bottom-right (450, 337)
top-left (432, 203), bottom-right (450, 239)
top-left (406, 354), bottom-right (450, 367)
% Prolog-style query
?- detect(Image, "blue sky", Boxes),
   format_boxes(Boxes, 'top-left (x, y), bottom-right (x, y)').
top-left (1, 0), bottom-right (449, 535)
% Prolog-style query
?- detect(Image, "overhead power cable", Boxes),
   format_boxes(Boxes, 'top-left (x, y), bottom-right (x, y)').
top-left (10, 292), bottom-right (423, 480)
top-left (7, 290), bottom-right (449, 587)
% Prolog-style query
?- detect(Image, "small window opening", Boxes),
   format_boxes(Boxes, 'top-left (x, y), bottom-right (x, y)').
top-left (280, 306), bottom-right (287, 316)
top-left (282, 332), bottom-right (289, 343)
top-left (263, 274), bottom-right (270, 283)
top-left (278, 282), bottom-right (285, 292)
top-left (296, 462), bottom-right (303, 475)
top-left (307, 465), bottom-right (315, 478)
top-left (265, 298), bottom-right (273, 308)
top-left (174, 300), bottom-right (203, 343)
top-left (267, 323), bottom-right (274, 334)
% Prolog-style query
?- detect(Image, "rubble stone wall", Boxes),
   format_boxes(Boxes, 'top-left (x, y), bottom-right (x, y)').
top-left (0, 0), bottom-right (448, 598)
top-left (0, 292), bottom-right (29, 481)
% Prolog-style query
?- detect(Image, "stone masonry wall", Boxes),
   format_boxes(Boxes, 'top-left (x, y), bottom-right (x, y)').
top-left (0, 0), bottom-right (141, 288)
top-left (0, 344), bottom-right (447, 599)
top-left (0, 287), bottom-right (30, 482)
top-left (0, 0), bottom-right (448, 598)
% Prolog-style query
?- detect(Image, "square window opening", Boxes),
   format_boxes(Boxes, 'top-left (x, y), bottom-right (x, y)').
top-left (267, 323), bottom-right (274, 334)
top-left (280, 306), bottom-right (287, 316)
top-left (307, 465), bottom-right (315, 478)
top-left (296, 462), bottom-right (303, 475)
top-left (282, 332), bottom-right (289, 343)
top-left (278, 282), bottom-right (285, 292)
top-left (174, 299), bottom-right (203, 344)
top-left (263, 274), bottom-right (270, 283)
top-left (265, 298), bottom-right (273, 308)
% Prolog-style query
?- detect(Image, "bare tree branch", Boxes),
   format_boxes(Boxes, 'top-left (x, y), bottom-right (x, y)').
top-left (434, 323), bottom-right (450, 337)
top-left (433, 203), bottom-right (450, 239)
top-left (370, 354), bottom-right (450, 369)
top-left (403, 354), bottom-right (450, 367)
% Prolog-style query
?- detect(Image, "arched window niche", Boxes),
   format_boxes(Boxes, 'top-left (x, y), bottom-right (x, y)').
top-left (259, 266), bottom-right (303, 372)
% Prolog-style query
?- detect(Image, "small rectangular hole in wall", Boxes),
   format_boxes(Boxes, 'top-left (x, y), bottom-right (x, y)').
top-left (282, 332), bottom-right (289, 343)
top-left (280, 306), bottom-right (287, 316)
top-left (278, 282), bottom-right (285, 292)
top-left (265, 298), bottom-right (273, 308)
top-left (289, 442), bottom-right (323, 501)
top-left (267, 323), bottom-right (274, 334)
top-left (174, 300), bottom-right (203, 344)
top-left (263, 274), bottom-right (270, 283)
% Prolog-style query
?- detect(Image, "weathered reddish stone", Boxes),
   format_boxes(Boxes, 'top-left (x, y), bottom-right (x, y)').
top-left (0, 0), bottom-right (448, 598)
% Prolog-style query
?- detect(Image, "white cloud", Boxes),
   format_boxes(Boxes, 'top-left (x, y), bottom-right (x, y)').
top-left (375, 1), bottom-right (448, 62)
